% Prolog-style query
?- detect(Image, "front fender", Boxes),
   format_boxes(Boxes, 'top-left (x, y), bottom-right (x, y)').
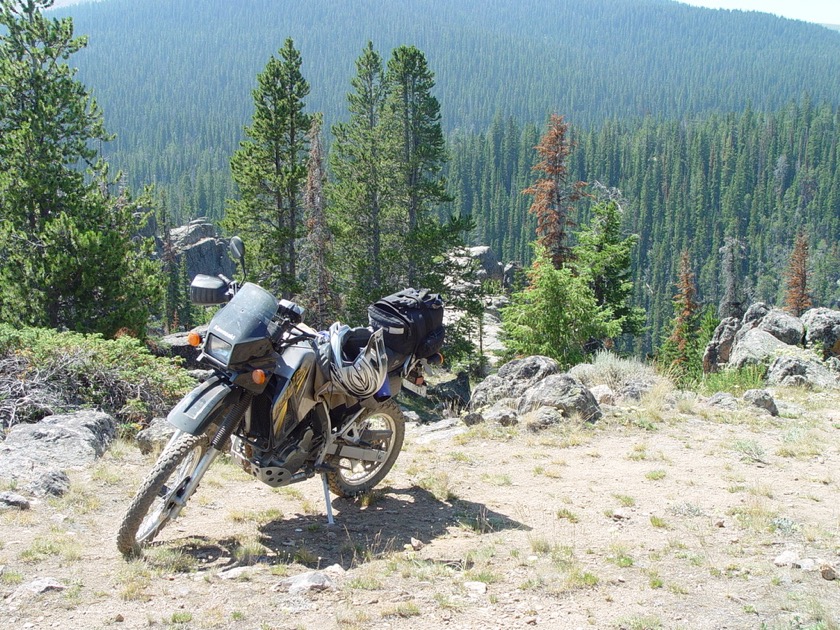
top-left (167, 375), bottom-right (235, 435)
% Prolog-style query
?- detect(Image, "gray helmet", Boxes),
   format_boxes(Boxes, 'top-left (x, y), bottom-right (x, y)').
top-left (326, 323), bottom-right (388, 398)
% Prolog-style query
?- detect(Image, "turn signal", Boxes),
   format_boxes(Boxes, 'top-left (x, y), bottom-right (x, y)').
top-left (252, 369), bottom-right (267, 385)
top-left (187, 331), bottom-right (202, 347)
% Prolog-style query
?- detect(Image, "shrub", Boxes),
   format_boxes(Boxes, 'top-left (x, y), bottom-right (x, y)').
top-left (0, 324), bottom-right (195, 429)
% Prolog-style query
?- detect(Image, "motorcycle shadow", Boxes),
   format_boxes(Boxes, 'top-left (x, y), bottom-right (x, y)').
top-left (252, 485), bottom-right (531, 570)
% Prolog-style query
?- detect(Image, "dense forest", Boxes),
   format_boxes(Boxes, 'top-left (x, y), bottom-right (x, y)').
top-left (448, 103), bottom-right (840, 352)
top-left (34, 0), bottom-right (840, 353)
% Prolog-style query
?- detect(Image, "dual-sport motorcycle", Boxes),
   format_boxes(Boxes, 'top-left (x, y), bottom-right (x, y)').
top-left (116, 237), bottom-right (444, 557)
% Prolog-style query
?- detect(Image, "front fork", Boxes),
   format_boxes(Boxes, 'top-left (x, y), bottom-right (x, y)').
top-left (166, 391), bottom-right (253, 520)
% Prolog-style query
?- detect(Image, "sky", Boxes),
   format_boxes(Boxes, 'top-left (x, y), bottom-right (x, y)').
top-left (677, 0), bottom-right (840, 24)
top-left (46, 0), bottom-right (840, 26)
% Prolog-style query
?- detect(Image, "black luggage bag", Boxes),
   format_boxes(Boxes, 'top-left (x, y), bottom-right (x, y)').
top-left (368, 288), bottom-right (445, 363)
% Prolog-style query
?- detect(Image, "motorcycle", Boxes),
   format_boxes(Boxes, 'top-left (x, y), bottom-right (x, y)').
top-left (116, 237), bottom-right (444, 557)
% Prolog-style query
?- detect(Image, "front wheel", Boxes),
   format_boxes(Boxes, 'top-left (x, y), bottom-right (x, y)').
top-left (326, 400), bottom-right (405, 497)
top-left (116, 432), bottom-right (211, 557)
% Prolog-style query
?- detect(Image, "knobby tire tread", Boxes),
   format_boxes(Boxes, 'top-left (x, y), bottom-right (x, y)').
top-left (116, 433), bottom-right (206, 557)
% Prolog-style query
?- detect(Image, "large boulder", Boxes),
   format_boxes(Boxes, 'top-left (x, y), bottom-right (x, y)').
top-left (703, 316), bottom-right (740, 372)
top-left (0, 411), bottom-right (115, 487)
top-left (757, 309), bottom-right (804, 347)
top-left (766, 355), bottom-right (840, 389)
top-left (518, 374), bottom-right (602, 423)
top-left (428, 372), bottom-right (471, 409)
top-left (166, 218), bottom-right (236, 282)
top-left (728, 328), bottom-right (788, 369)
top-left (157, 325), bottom-right (208, 368)
top-left (469, 356), bottom-right (560, 410)
top-left (466, 246), bottom-right (504, 282)
top-left (801, 308), bottom-right (840, 359)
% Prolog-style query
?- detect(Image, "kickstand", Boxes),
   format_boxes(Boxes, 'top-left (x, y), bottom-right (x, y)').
top-left (321, 472), bottom-right (335, 526)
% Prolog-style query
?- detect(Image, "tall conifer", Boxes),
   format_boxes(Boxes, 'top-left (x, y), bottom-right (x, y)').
top-left (0, 0), bottom-right (160, 336)
top-left (784, 232), bottom-right (811, 316)
top-left (523, 114), bottom-right (586, 269)
top-left (223, 38), bottom-right (311, 299)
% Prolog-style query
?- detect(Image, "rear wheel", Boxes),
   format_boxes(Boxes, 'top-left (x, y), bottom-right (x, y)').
top-left (116, 432), bottom-right (211, 557)
top-left (326, 400), bottom-right (405, 497)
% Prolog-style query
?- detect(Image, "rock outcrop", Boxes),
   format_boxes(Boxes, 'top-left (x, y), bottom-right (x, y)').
top-left (0, 411), bottom-right (115, 492)
top-left (704, 303), bottom-right (840, 389)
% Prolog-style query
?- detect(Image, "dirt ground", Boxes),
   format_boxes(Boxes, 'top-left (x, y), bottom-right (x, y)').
top-left (2, 384), bottom-right (840, 630)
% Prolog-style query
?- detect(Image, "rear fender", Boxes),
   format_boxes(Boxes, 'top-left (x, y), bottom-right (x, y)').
top-left (167, 375), bottom-right (235, 435)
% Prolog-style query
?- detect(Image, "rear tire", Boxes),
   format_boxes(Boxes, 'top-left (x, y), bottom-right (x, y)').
top-left (326, 400), bottom-right (405, 497)
top-left (116, 432), bottom-right (210, 557)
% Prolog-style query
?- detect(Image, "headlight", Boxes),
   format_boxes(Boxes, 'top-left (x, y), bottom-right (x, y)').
top-left (204, 334), bottom-right (232, 364)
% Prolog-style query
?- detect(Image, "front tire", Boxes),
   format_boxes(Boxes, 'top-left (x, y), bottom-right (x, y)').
top-left (326, 400), bottom-right (405, 497)
top-left (116, 432), bottom-right (210, 557)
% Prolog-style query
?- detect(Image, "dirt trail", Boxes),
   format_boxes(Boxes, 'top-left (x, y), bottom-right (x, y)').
top-left (2, 386), bottom-right (840, 629)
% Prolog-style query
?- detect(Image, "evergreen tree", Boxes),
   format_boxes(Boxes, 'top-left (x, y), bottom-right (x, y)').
top-left (658, 250), bottom-right (702, 384)
top-left (223, 38), bottom-right (312, 299)
top-left (384, 45), bottom-right (453, 288)
top-left (0, 0), bottom-right (160, 336)
top-left (502, 246), bottom-right (621, 367)
top-left (572, 189), bottom-right (646, 341)
top-left (299, 114), bottom-right (339, 329)
top-left (523, 114), bottom-right (586, 269)
top-left (784, 231), bottom-right (812, 316)
top-left (329, 42), bottom-right (396, 318)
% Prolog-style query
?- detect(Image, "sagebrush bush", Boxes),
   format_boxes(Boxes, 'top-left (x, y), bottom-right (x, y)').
top-left (569, 350), bottom-right (668, 391)
top-left (0, 324), bottom-right (195, 429)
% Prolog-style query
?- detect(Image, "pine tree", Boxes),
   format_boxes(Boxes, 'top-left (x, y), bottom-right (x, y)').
top-left (572, 189), bottom-right (646, 341)
top-left (784, 231), bottom-right (812, 316)
top-left (658, 250), bottom-right (702, 384)
top-left (299, 114), bottom-right (339, 330)
top-left (0, 0), bottom-right (161, 336)
top-left (223, 38), bottom-right (312, 299)
top-left (329, 42), bottom-right (396, 318)
top-left (502, 246), bottom-right (621, 367)
top-left (384, 45), bottom-right (454, 288)
top-left (523, 114), bottom-right (586, 269)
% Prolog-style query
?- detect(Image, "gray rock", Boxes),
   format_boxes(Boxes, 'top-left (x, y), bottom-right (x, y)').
top-left (703, 317), bottom-right (740, 372)
top-left (135, 418), bottom-right (177, 455)
top-left (618, 381), bottom-right (652, 402)
top-left (462, 412), bottom-right (485, 426)
top-left (0, 491), bottom-right (30, 510)
top-left (428, 372), bottom-right (471, 408)
top-left (26, 469), bottom-right (70, 497)
top-left (466, 246), bottom-right (504, 282)
top-left (773, 550), bottom-right (799, 567)
top-left (801, 307), bottom-right (840, 359)
top-left (742, 389), bottom-right (779, 416)
top-left (469, 356), bottom-right (560, 410)
top-left (0, 411), bottom-right (115, 485)
top-left (157, 326), bottom-right (207, 369)
top-left (523, 406), bottom-right (565, 432)
top-left (164, 219), bottom-right (236, 288)
top-left (707, 392), bottom-right (739, 410)
top-left (276, 571), bottom-right (335, 596)
top-left (589, 384), bottom-right (616, 406)
top-left (758, 309), bottom-right (804, 347)
top-left (518, 374), bottom-right (601, 423)
top-left (483, 403), bottom-right (518, 426)
top-left (8, 577), bottom-right (65, 608)
top-left (742, 302), bottom-right (771, 326)
top-left (729, 328), bottom-right (788, 369)
top-left (766, 355), bottom-right (840, 389)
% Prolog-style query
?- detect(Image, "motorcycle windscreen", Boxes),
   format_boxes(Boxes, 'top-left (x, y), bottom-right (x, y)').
top-left (205, 283), bottom-right (278, 367)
